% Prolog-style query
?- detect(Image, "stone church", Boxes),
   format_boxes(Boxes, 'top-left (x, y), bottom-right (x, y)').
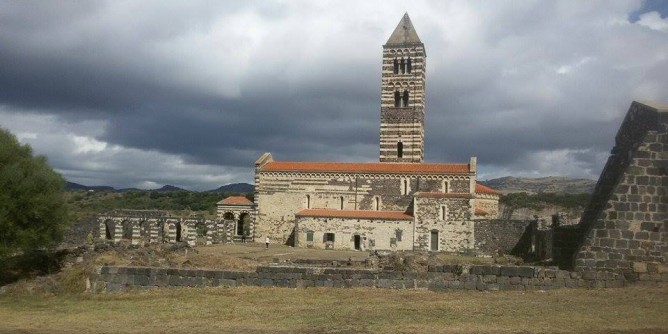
top-left (227, 14), bottom-right (500, 252)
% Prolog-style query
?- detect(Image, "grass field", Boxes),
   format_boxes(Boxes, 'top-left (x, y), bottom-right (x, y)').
top-left (1, 285), bottom-right (667, 333)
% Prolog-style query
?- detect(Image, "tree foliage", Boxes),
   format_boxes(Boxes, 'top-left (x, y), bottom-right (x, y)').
top-left (0, 128), bottom-right (69, 258)
top-left (500, 192), bottom-right (591, 210)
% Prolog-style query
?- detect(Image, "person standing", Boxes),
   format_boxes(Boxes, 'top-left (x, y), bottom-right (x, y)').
top-left (265, 236), bottom-right (270, 248)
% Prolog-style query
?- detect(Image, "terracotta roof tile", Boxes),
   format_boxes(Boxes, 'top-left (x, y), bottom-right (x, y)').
top-left (260, 161), bottom-right (470, 174)
top-left (295, 209), bottom-right (413, 220)
top-left (414, 192), bottom-right (474, 199)
top-left (476, 183), bottom-right (500, 195)
top-left (217, 196), bottom-right (253, 205)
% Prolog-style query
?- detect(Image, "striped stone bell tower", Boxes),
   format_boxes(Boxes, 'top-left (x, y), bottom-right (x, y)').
top-left (380, 13), bottom-right (426, 163)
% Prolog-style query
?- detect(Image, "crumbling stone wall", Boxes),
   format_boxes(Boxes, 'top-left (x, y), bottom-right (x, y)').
top-left (92, 263), bottom-right (665, 293)
top-left (567, 101), bottom-right (667, 277)
top-left (473, 220), bottom-right (534, 256)
top-left (97, 214), bottom-right (231, 246)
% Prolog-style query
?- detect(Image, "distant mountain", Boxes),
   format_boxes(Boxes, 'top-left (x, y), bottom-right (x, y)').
top-left (154, 185), bottom-right (187, 192)
top-left (480, 176), bottom-right (596, 195)
top-left (65, 181), bottom-right (115, 192)
top-left (207, 183), bottom-right (254, 193)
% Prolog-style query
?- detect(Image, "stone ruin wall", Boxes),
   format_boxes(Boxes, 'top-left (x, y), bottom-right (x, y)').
top-left (92, 263), bottom-right (663, 294)
top-left (97, 214), bottom-right (234, 246)
top-left (571, 102), bottom-right (667, 278)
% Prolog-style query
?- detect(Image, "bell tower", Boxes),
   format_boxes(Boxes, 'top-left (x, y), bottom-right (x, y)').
top-left (380, 13), bottom-right (426, 163)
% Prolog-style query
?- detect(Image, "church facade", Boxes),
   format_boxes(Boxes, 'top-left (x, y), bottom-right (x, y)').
top-left (238, 14), bottom-right (500, 252)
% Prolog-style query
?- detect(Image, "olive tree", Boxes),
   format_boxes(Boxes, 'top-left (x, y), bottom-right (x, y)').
top-left (0, 128), bottom-right (69, 259)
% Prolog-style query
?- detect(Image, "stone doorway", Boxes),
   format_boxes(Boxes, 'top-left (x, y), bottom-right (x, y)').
top-left (354, 235), bottom-right (361, 250)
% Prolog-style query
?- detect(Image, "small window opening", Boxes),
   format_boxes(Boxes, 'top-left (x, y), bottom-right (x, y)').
top-left (440, 205), bottom-right (447, 220)
top-left (397, 142), bottom-right (404, 158)
top-left (374, 196), bottom-right (380, 211)
top-left (306, 195), bottom-right (311, 209)
top-left (402, 90), bottom-right (409, 107)
top-left (340, 196), bottom-right (344, 210)
top-left (306, 231), bottom-right (314, 242)
top-left (400, 57), bottom-right (405, 74)
top-left (442, 180), bottom-right (449, 193)
top-left (407, 57), bottom-right (412, 73)
top-left (393, 58), bottom-right (398, 74)
top-left (402, 179), bottom-right (409, 195)
top-left (396, 229), bottom-right (403, 242)
top-left (394, 91), bottom-right (401, 107)
top-left (325, 233), bottom-right (335, 242)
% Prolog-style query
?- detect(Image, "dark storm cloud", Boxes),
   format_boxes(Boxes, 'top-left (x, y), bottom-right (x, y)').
top-left (1, 1), bottom-right (667, 189)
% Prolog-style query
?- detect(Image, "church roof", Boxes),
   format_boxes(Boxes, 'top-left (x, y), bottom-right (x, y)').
top-left (217, 196), bottom-right (253, 205)
top-left (259, 161), bottom-right (471, 175)
top-left (296, 209), bottom-right (414, 220)
top-left (475, 183), bottom-right (500, 195)
top-left (385, 13), bottom-right (423, 46)
top-left (414, 192), bottom-right (474, 199)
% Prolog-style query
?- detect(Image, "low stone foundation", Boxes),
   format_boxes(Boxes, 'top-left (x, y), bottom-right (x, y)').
top-left (91, 264), bottom-right (667, 293)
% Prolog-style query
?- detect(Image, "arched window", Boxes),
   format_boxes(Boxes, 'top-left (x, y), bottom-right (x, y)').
top-left (402, 90), bottom-right (409, 107)
top-left (397, 142), bottom-right (403, 158)
top-left (402, 178), bottom-right (409, 195)
top-left (393, 58), bottom-right (398, 74)
top-left (440, 205), bottom-right (447, 220)
top-left (374, 197), bottom-right (380, 211)
top-left (442, 180), bottom-right (449, 193)
top-left (407, 57), bottom-right (412, 73)
top-left (306, 195), bottom-right (311, 209)
top-left (394, 91), bottom-right (401, 107)
top-left (400, 57), bottom-right (405, 74)
top-left (339, 196), bottom-right (344, 210)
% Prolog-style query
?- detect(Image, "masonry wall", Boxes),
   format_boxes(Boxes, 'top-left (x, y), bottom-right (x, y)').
top-left (91, 264), bottom-right (666, 293)
top-left (414, 196), bottom-right (474, 252)
top-left (255, 171), bottom-right (473, 244)
top-left (570, 102), bottom-right (667, 277)
top-left (473, 220), bottom-right (534, 256)
top-left (295, 216), bottom-right (414, 251)
top-left (475, 194), bottom-right (500, 218)
top-left (380, 44), bottom-right (426, 163)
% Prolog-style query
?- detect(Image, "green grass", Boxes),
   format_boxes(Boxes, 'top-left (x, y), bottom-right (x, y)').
top-left (1, 286), bottom-right (666, 333)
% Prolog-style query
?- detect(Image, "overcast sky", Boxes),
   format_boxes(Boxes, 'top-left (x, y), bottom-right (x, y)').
top-left (1, 1), bottom-right (667, 190)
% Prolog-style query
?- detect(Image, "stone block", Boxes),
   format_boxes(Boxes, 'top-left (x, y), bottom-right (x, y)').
top-left (582, 271), bottom-right (597, 280)
top-left (633, 262), bottom-right (648, 273)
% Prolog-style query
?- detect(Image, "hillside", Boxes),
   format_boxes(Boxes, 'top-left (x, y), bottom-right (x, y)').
top-left (480, 176), bottom-right (596, 195)
top-left (207, 183), bottom-right (254, 193)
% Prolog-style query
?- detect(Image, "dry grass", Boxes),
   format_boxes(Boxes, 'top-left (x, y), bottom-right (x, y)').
top-left (1, 285), bottom-right (666, 333)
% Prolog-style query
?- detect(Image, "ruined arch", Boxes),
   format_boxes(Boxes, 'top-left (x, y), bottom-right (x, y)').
top-left (175, 222), bottom-right (183, 242)
top-left (104, 219), bottom-right (114, 240)
top-left (121, 220), bottom-right (133, 240)
top-left (237, 212), bottom-right (250, 237)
